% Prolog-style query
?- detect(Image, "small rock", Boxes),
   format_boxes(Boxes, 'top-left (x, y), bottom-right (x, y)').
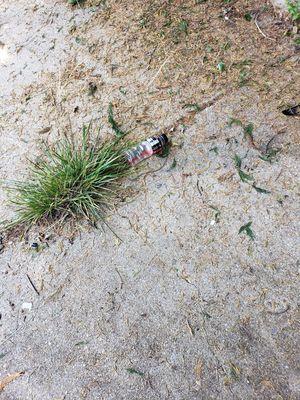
top-left (9, 301), bottom-right (15, 310)
top-left (88, 82), bottom-right (97, 96)
top-left (21, 302), bottom-right (32, 311)
top-left (38, 127), bottom-right (51, 134)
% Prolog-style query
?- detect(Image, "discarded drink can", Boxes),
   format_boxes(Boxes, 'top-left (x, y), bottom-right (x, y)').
top-left (125, 134), bottom-right (169, 166)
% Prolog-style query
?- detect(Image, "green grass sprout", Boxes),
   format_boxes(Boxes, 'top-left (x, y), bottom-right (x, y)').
top-left (233, 154), bottom-right (254, 183)
top-left (108, 103), bottom-right (128, 139)
top-left (239, 221), bottom-right (255, 240)
top-left (126, 368), bottom-right (144, 376)
top-left (243, 123), bottom-right (254, 139)
top-left (179, 19), bottom-right (189, 35)
top-left (259, 148), bottom-right (280, 163)
top-left (168, 158), bottom-right (177, 170)
top-left (2, 126), bottom-right (134, 231)
top-left (286, 0), bottom-right (300, 20)
top-left (217, 61), bottom-right (226, 72)
top-left (252, 184), bottom-right (271, 194)
top-left (183, 103), bottom-right (201, 112)
top-left (227, 117), bottom-right (242, 127)
top-left (209, 205), bottom-right (221, 223)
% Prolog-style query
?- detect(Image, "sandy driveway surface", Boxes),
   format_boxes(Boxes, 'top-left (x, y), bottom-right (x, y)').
top-left (0, 1), bottom-right (299, 399)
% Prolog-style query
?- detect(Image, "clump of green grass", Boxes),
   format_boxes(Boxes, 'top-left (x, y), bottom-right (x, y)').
top-left (3, 127), bottom-right (134, 231)
top-left (286, 0), bottom-right (300, 21)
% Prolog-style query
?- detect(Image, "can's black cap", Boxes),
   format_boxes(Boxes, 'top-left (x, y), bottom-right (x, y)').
top-left (159, 134), bottom-right (169, 146)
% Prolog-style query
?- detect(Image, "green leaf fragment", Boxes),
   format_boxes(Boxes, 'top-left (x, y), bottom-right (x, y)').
top-left (108, 103), bottom-right (127, 139)
top-left (179, 19), bottom-right (189, 34)
top-left (202, 311), bottom-right (212, 319)
top-left (126, 368), bottom-right (144, 376)
top-left (252, 184), bottom-right (270, 194)
top-left (209, 205), bottom-right (221, 222)
top-left (239, 221), bottom-right (255, 240)
top-left (119, 87), bottom-right (127, 95)
top-left (244, 12), bottom-right (252, 21)
top-left (239, 70), bottom-right (250, 86)
top-left (209, 146), bottom-right (219, 155)
top-left (229, 362), bottom-right (241, 380)
top-left (183, 103), bottom-right (201, 112)
top-left (243, 123), bottom-right (254, 138)
top-left (228, 117), bottom-right (242, 127)
top-left (234, 154), bottom-right (242, 168)
top-left (238, 169), bottom-right (254, 182)
top-left (259, 148), bottom-right (280, 163)
top-left (234, 154), bottom-right (253, 182)
top-left (222, 41), bottom-right (231, 51)
top-left (169, 158), bottom-right (177, 170)
top-left (217, 61), bottom-right (226, 72)
top-left (286, 0), bottom-right (300, 21)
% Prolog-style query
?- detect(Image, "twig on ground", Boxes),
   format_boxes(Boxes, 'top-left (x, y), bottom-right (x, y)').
top-left (0, 371), bottom-right (24, 392)
top-left (254, 13), bottom-right (276, 41)
top-left (147, 55), bottom-right (172, 89)
top-left (26, 274), bottom-right (40, 296)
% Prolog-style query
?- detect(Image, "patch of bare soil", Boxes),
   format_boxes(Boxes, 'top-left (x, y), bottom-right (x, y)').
top-left (77, 0), bottom-right (299, 114)
top-left (12, 1), bottom-right (299, 138)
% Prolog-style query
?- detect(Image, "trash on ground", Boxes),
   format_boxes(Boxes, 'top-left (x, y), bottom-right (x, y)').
top-left (282, 104), bottom-right (300, 116)
top-left (125, 134), bottom-right (169, 166)
top-left (0, 371), bottom-right (24, 392)
top-left (3, 128), bottom-right (170, 232)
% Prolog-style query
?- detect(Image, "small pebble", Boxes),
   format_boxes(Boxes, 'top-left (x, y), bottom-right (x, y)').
top-left (21, 302), bottom-right (32, 311)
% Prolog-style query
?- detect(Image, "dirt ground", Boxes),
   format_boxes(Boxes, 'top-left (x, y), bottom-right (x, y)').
top-left (0, 0), bottom-right (299, 399)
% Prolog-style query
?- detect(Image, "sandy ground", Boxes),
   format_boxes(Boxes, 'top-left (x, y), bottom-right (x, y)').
top-left (0, 1), bottom-right (299, 399)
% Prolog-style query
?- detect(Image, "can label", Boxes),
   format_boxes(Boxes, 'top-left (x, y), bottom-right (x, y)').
top-left (147, 137), bottom-right (162, 154)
